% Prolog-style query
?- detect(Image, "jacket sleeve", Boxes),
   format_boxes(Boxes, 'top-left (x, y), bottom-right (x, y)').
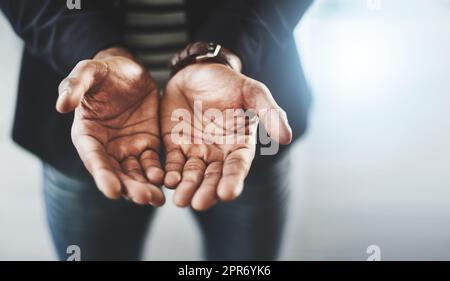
top-left (189, 0), bottom-right (313, 77)
top-left (0, 0), bottom-right (124, 75)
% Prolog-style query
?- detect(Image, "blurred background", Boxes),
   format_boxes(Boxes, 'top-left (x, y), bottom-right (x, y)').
top-left (1, 0), bottom-right (450, 260)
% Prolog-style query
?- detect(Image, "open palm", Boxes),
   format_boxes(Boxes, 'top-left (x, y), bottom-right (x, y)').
top-left (161, 63), bottom-right (292, 211)
top-left (57, 49), bottom-right (164, 206)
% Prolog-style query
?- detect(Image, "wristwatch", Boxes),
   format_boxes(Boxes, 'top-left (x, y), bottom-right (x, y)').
top-left (169, 42), bottom-right (242, 76)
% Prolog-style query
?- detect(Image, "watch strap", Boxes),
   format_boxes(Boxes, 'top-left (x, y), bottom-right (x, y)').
top-left (169, 42), bottom-right (242, 76)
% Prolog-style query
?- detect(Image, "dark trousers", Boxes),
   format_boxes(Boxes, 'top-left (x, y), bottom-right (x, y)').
top-left (43, 152), bottom-right (291, 261)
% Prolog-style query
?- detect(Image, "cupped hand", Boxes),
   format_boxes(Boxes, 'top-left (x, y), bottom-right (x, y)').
top-left (56, 47), bottom-right (165, 206)
top-left (161, 63), bottom-right (292, 211)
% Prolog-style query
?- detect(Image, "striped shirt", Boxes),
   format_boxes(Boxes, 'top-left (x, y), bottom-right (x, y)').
top-left (124, 0), bottom-right (188, 87)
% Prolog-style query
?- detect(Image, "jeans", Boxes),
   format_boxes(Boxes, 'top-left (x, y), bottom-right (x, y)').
top-left (43, 153), bottom-right (291, 261)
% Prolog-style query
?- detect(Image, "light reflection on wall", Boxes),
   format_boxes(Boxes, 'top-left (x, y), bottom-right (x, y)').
top-left (282, 0), bottom-right (450, 260)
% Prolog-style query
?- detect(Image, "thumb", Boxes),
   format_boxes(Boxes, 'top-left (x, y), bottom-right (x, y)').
top-left (56, 60), bottom-right (107, 113)
top-left (242, 79), bottom-right (293, 145)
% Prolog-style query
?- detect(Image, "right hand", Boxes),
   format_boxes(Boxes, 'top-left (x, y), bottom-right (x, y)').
top-left (161, 63), bottom-right (292, 211)
top-left (56, 47), bottom-right (165, 206)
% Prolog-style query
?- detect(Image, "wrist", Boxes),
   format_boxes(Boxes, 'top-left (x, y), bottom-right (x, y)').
top-left (170, 42), bottom-right (242, 76)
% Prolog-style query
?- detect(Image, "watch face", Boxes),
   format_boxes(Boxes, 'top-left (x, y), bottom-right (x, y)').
top-left (170, 42), bottom-right (236, 75)
top-left (196, 44), bottom-right (221, 61)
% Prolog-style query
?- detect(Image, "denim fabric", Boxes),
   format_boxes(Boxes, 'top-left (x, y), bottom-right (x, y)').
top-left (43, 153), bottom-right (291, 261)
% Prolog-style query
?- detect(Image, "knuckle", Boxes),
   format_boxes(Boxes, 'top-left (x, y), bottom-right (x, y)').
top-left (165, 162), bottom-right (184, 171)
top-left (63, 77), bottom-right (82, 89)
top-left (244, 79), bottom-right (268, 97)
top-left (184, 159), bottom-right (206, 172)
top-left (204, 171), bottom-right (222, 178)
top-left (75, 59), bottom-right (107, 79)
top-left (182, 177), bottom-right (199, 184)
top-left (225, 157), bottom-right (249, 168)
top-left (242, 79), bottom-right (272, 107)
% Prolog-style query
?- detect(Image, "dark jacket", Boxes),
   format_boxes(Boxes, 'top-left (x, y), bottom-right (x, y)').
top-left (0, 0), bottom-right (312, 176)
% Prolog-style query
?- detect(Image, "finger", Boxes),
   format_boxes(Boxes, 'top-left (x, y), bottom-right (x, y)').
top-left (242, 79), bottom-right (293, 145)
top-left (56, 60), bottom-right (107, 113)
top-left (120, 155), bottom-right (165, 206)
top-left (160, 88), bottom-right (190, 188)
top-left (118, 172), bottom-right (165, 206)
top-left (173, 157), bottom-right (206, 207)
top-left (163, 146), bottom-right (185, 188)
top-left (140, 150), bottom-right (164, 186)
top-left (121, 156), bottom-right (147, 183)
top-left (191, 161), bottom-right (222, 211)
top-left (73, 134), bottom-right (121, 199)
top-left (217, 148), bottom-right (254, 202)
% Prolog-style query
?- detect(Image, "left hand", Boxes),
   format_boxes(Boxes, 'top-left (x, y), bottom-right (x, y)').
top-left (56, 47), bottom-right (165, 206)
top-left (161, 63), bottom-right (292, 211)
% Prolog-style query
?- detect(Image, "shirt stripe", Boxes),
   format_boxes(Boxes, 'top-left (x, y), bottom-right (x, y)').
top-left (125, 0), bottom-right (187, 87)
